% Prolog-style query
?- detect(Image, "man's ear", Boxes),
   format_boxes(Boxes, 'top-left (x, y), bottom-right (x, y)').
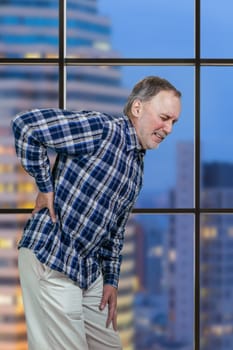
top-left (131, 99), bottom-right (142, 118)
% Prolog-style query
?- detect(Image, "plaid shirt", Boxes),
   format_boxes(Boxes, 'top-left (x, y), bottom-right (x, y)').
top-left (12, 108), bottom-right (145, 289)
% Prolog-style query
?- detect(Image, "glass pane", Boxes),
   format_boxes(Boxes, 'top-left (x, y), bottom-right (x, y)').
top-left (0, 214), bottom-right (30, 349)
top-left (201, 67), bottom-right (233, 208)
top-left (0, 1), bottom-right (58, 58)
top-left (67, 65), bottom-right (194, 208)
top-left (0, 65), bottom-right (58, 208)
top-left (67, 0), bottom-right (194, 58)
top-left (201, 0), bottom-right (233, 58)
top-left (125, 214), bottom-right (194, 349)
top-left (201, 214), bottom-right (233, 350)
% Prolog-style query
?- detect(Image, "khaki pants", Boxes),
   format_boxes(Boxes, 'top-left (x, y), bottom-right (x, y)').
top-left (18, 248), bottom-right (122, 350)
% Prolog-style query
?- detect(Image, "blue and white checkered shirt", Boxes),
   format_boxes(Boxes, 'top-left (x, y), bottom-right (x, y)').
top-left (12, 108), bottom-right (145, 289)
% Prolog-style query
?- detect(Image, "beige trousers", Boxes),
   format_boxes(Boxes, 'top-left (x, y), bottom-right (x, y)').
top-left (18, 248), bottom-right (122, 350)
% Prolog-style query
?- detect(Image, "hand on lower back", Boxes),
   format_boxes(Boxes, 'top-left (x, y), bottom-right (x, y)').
top-left (32, 191), bottom-right (56, 223)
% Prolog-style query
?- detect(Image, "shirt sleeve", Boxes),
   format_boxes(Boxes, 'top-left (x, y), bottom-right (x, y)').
top-left (11, 108), bottom-right (103, 193)
top-left (99, 210), bottom-right (132, 289)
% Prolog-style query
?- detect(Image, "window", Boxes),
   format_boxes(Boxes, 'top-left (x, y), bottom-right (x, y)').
top-left (0, 1), bottom-right (233, 349)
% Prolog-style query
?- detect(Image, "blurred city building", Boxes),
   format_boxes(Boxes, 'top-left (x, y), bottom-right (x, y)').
top-left (167, 142), bottom-right (194, 344)
top-left (201, 162), bottom-right (233, 350)
top-left (131, 141), bottom-right (195, 349)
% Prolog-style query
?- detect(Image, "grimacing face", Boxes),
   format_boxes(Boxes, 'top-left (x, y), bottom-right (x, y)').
top-left (130, 90), bottom-right (181, 150)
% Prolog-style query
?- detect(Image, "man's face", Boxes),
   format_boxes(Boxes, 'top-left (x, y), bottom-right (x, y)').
top-left (131, 90), bottom-right (181, 150)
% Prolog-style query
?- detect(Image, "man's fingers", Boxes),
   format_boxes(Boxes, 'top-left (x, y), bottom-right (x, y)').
top-left (31, 192), bottom-right (56, 223)
top-left (32, 203), bottom-right (42, 216)
top-left (106, 304), bottom-right (117, 329)
top-left (100, 285), bottom-right (118, 331)
top-left (106, 304), bottom-right (114, 328)
top-left (99, 295), bottom-right (107, 310)
top-left (112, 310), bottom-right (118, 331)
top-left (48, 205), bottom-right (56, 223)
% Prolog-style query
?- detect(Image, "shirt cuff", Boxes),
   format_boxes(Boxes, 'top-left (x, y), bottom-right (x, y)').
top-left (36, 177), bottom-right (54, 193)
top-left (103, 272), bottom-right (119, 289)
top-left (102, 260), bottom-right (121, 289)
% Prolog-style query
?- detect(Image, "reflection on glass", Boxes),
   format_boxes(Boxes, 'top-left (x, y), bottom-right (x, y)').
top-left (75, 0), bottom-right (194, 58)
top-left (201, 0), bottom-right (233, 58)
top-left (0, 1), bottom-right (58, 58)
top-left (67, 65), bottom-right (194, 208)
top-left (0, 65), bottom-right (58, 208)
top-left (0, 214), bottom-right (30, 350)
top-left (125, 214), bottom-right (194, 350)
top-left (201, 214), bottom-right (233, 350)
top-left (201, 68), bottom-right (233, 208)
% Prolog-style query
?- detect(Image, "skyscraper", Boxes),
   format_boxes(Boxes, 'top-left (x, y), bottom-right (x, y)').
top-left (201, 163), bottom-right (233, 350)
top-left (167, 142), bottom-right (194, 348)
top-left (167, 146), bottom-right (233, 350)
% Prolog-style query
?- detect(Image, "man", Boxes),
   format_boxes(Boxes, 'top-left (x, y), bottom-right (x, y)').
top-left (12, 76), bottom-right (181, 350)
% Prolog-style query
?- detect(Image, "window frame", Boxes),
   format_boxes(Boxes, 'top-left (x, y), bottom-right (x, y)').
top-left (1, 1), bottom-right (233, 349)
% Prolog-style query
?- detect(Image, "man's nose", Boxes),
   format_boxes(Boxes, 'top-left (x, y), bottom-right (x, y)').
top-left (164, 120), bottom-right (173, 134)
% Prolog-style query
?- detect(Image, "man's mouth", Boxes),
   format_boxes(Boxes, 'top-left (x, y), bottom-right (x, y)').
top-left (152, 132), bottom-right (166, 142)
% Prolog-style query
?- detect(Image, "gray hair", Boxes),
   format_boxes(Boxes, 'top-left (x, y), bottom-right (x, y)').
top-left (123, 76), bottom-right (181, 116)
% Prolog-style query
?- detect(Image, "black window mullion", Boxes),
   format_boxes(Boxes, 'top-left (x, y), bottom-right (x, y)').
top-left (194, 64), bottom-right (201, 350)
top-left (195, 0), bottom-right (201, 349)
top-left (59, 0), bottom-right (66, 109)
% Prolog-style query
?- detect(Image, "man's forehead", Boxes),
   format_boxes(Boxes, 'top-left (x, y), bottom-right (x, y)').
top-left (150, 92), bottom-right (181, 112)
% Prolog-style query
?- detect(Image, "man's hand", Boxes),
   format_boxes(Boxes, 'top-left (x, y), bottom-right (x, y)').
top-left (99, 284), bottom-right (118, 331)
top-left (32, 191), bottom-right (56, 223)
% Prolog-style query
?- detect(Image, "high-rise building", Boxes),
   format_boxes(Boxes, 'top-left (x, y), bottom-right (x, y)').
top-left (166, 142), bottom-right (194, 348)
top-left (165, 147), bottom-right (233, 350)
top-left (0, 1), bottom-right (135, 349)
top-left (201, 162), bottom-right (233, 350)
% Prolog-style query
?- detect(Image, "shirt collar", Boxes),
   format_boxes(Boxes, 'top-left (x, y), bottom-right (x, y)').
top-left (123, 114), bottom-right (145, 153)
